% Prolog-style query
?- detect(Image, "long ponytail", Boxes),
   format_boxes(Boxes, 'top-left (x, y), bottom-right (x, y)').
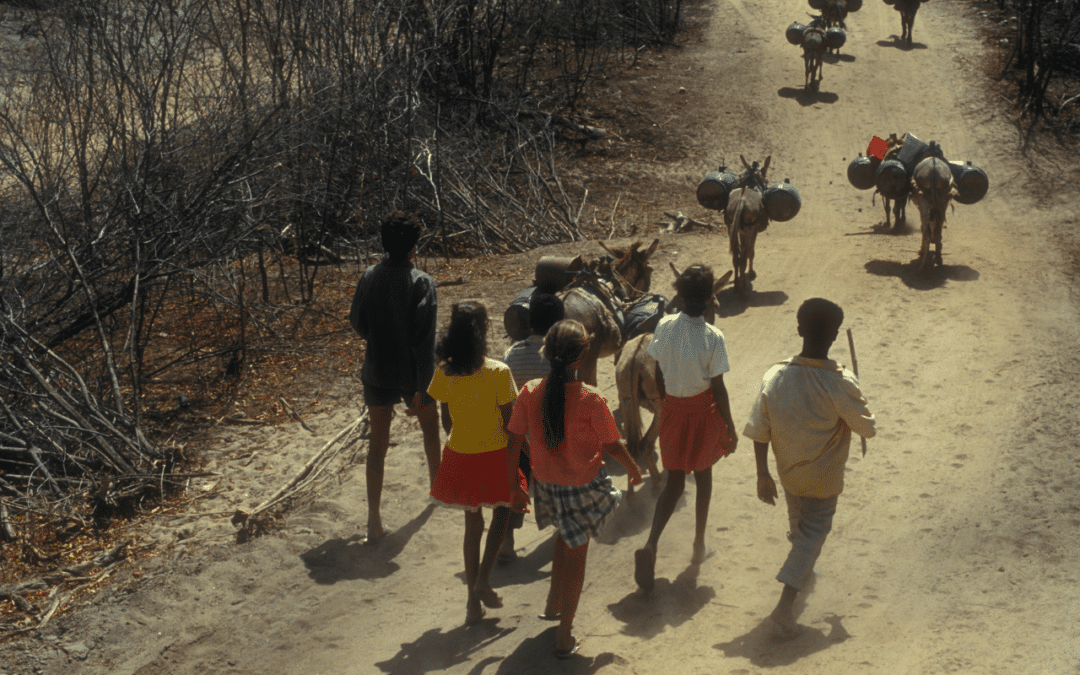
top-left (540, 320), bottom-right (589, 451)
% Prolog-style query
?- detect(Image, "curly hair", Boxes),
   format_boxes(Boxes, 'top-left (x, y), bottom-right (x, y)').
top-left (435, 301), bottom-right (488, 376)
top-left (673, 264), bottom-right (715, 318)
top-left (797, 298), bottom-right (844, 341)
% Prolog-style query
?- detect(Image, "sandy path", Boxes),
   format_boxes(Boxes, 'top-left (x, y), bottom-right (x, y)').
top-left (4, 0), bottom-right (1080, 673)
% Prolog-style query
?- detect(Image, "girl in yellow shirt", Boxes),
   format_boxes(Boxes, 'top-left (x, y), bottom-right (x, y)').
top-left (428, 301), bottom-right (528, 624)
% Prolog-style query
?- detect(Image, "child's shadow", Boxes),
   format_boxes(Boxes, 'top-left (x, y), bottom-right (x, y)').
top-left (374, 620), bottom-right (516, 675)
top-left (491, 626), bottom-right (624, 672)
top-left (606, 563), bottom-right (716, 639)
top-left (300, 504), bottom-right (435, 583)
top-left (713, 613), bottom-right (851, 666)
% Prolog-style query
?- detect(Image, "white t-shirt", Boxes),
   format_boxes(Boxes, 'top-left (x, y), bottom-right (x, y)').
top-left (646, 313), bottom-right (730, 397)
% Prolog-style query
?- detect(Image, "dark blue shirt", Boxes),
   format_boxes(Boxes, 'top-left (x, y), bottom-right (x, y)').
top-left (349, 259), bottom-right (437, 393)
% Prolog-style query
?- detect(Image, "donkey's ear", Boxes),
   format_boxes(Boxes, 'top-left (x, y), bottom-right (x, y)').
top-left (643, 238), bottom-right (660, 259)
top-left (740, 155), bottom-right (750, 170)
top-left (670, 261), bottom-right (682, 280)
top-left (714, 270), bottom-right (733, 292)
top-left (762, 156), bottom-right (772, 177)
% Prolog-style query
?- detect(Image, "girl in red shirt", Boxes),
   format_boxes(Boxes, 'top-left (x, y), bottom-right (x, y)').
top-left (428, 301), bottom-right (529, 625)
top-left (507, 319), bottom-right (641, 658)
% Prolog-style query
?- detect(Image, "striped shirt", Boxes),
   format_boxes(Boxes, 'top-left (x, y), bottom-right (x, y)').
top-left (502, 335), bottom-right (552, 390)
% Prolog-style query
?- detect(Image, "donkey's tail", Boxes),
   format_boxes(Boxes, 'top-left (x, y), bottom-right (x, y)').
top-left (729, 195), bottom-right (744, 262)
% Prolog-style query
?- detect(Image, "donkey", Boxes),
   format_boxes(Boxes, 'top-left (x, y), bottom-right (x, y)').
top-left (613, 266), bottom-right (732, 497)
top-left (909, 155), bottom-right (956, 272)
top-left (873, 133), bottom-right (908, 229)
top-left (560, 239), bottom-right (659, 386)
top-left (894, 0), bottom-right (921, 46)
top-left (802, 21), bottom-right (827, 92)
top-left (724, 156), bottom-right (771, 299)
top-left (821, 0), bottom-right (848, 29)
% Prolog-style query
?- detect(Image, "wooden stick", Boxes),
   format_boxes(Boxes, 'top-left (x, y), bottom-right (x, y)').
top-left (846, 328), bottom-right (868, 457)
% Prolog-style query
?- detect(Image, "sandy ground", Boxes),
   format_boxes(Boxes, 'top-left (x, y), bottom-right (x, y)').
top-left (4, 0), bottom-right (1080, 672)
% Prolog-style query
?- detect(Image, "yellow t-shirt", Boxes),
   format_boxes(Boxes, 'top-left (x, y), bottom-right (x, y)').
top-left (427, 357), bottom-right (518, 454)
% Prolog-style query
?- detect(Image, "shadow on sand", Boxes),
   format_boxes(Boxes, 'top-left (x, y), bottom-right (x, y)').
top-left (877, 37), bottom-right (928, 50)
top-left (865, 259), bottom-right (980, 290)
top-left (822, 52), bottom-right (856, 64)
top-left (777, 86), bottom-right (840, 106)
top-left (374, 619), bottom-right (516, 675)
top-left (491, 626), bottom-right (625, 673)
top-left (716, 285), bottom-right (789, 318)
top-left (300, 503), bottom-right (435, 582)
top-left (714, 614), bottom-right (851, 667)
top-left (844, 218), bottom-right (916, 236)
top-left (607, 563), bottom-right (720, 639)
top-left (596, 467), bottom-right (689, 545)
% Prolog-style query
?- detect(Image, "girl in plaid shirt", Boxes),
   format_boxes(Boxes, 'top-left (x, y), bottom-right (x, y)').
top-left (507, 319), bottom-right (642, 658)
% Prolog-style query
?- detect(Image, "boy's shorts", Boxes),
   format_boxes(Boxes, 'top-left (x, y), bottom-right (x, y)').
top-left (363, 384), bottom-right (435, 408)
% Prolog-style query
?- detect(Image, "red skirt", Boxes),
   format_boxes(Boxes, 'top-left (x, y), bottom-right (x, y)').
top-left (658, 389), bottom-right (730, 473)
top-left (430, 446), bottom-right (528, 511)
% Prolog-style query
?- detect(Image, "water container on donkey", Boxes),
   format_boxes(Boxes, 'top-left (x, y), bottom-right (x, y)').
top-left (697, 168), bottom-right (740, 211)
top-left (848, 154), bottom-right (878, 190)
top-left (763, 180), bottom-right (802, 222)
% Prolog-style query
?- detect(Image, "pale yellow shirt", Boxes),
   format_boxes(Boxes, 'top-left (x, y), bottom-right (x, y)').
top-left (428, 358), bottom-right (517, 454)
top-left (743, 356), bottom-right (876, 498)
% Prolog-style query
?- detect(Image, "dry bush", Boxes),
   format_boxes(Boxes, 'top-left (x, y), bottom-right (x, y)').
top-left (0, 0), bottom-right (696, 537)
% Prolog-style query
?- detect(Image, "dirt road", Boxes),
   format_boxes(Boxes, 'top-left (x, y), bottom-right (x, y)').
top-left (4, 0), bottom-right (1079, 673)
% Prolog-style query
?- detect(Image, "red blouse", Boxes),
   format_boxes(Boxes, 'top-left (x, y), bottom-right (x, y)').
top-left (508, 379), bottom-right (621, 486)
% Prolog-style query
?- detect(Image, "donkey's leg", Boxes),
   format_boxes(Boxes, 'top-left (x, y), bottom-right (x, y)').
top-left (579, 338), bottom-right (602, 387)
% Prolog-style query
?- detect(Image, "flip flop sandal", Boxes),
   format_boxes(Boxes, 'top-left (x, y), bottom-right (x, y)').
top-left (554, 637), bottom-right (580, 659)
top-left (361, 527), bottom-right (391, 545)
top-left (475, 587), bottom-right (503, 609)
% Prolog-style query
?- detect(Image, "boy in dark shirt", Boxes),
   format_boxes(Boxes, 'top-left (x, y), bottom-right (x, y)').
top-left (350, 211), bottom-right (441, 543)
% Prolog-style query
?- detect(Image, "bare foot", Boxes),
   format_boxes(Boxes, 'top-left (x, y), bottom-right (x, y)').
top-left (473, 584), bottom-right (503, 608)
top-left (465, 597), bottom-right (486, 625)
top-left (691, 542), bottom-right (714, 564)
top-left (768, 608), bottom-right (798, 639)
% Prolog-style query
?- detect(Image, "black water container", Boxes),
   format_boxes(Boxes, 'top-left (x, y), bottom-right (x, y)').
top-left (847, 0), bottom-right (863, 11)
top-left (949, 161), bottom-right (989, 205)
top-left (875, 159), bottom-right (909, 199)
top-left (697, 169), bottom-right (740, 211)
top-left (786, 21), bottom-right (807, 45)
top-left (825, 27), bottom-right (847, 49)
top-left (809, 0), bottom-right (826, 9)
top-left (763, 180), bottom-right (802, 222)
top-left (848, 154), bottom-right (877, 190)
